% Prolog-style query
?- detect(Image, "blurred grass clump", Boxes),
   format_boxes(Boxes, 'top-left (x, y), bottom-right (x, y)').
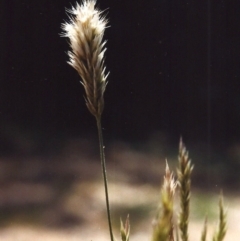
top-left (150, 139), bottom-right (227, 241)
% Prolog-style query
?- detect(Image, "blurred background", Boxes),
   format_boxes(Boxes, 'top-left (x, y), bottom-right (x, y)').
top-left (0, 0), bottom-right (240, 240)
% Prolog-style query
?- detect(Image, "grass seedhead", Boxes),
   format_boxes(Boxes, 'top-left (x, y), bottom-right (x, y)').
top-left (212, 194), bottom-right (227, 241)
top-left (152, 161), bottom-right (177, 241)
top-left (120, 215), bottom-right (130, 241)
top-left (177, 139), bottom-right (193, 241)
top-left (61, 0), bottom-right (108, 119)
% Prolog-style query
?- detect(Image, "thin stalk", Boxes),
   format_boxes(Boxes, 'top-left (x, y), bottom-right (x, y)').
top-left (96, 117), bottom-right (114, 241)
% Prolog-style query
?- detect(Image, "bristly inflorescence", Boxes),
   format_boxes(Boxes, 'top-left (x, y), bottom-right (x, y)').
top-left (152, 161), bottom-right (177, 241)
top-left (61, 0), bottom-right (109, 118)
top-left (177, 138), bottom-right (194, 241)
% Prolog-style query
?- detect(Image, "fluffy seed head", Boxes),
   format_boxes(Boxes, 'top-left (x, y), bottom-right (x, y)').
top-left (61, 0), bottom-right (108, 118)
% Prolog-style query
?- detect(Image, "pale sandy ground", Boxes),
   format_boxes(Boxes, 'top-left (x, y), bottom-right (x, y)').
top-left (0, 181), bottom-right (239, 241)
top-left (0, 140), bottom-right (239, 240)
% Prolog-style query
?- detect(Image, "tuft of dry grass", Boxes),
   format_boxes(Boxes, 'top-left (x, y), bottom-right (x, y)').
top-left (151, 140), bottom-right (227, 241)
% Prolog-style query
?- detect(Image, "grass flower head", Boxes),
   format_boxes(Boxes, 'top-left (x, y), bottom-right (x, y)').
top-left (62, 0), bottom-right (108, 118)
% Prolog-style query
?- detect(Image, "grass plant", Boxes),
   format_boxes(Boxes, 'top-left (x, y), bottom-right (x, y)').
top-left (61, 1), bottom-right (113, 241)
top-left (151, 141), bottom-right (227, 241)
top-left (61, 1), bottom-right (227, 241)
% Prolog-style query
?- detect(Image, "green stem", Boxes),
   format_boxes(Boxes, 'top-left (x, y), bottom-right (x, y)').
top-left (96, 117), bottom-right (114, 241)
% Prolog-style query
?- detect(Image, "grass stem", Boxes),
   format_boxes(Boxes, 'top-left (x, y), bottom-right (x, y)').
top-left (96, 117), bottom-right (114, 241)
